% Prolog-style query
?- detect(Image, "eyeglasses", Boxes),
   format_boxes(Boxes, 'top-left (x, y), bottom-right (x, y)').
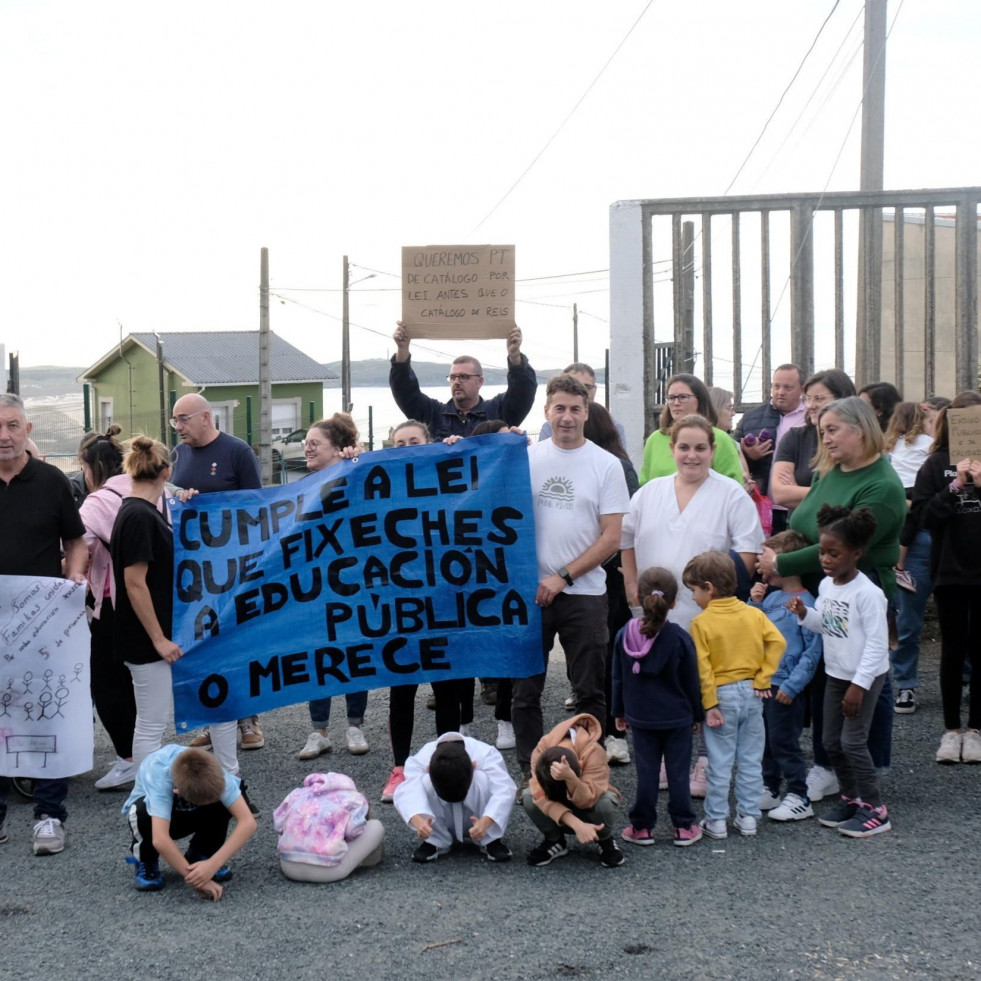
top-left (169, 410), bottom-right (206, 429)
top-left (447, 373), bottom-right (480, 383)
top-left (804, 394), bottom-right (831, 406)
top-left (666, 393), bottom-right (693, 404)
top-left (302, 439), bottom-right (325, 450)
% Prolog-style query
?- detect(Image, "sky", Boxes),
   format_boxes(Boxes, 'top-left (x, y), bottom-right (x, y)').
top-left (1, 0), bottom-right (978, 384)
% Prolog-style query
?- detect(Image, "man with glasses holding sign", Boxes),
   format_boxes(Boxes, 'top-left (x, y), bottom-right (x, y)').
top-left (389, 323), bottom-right (537, 440)
top-left (169, 394), bottom-right (266, 776)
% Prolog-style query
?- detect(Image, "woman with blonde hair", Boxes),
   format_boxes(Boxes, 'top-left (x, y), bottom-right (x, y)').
top-left (110, 436), bottom-right (179, 766)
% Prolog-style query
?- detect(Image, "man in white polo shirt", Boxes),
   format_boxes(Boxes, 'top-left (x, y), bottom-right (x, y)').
top-left (513, 374), bottom-right (630, 784)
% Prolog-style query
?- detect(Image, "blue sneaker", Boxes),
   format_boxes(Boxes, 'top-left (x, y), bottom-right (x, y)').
top-left (127, 856), bottom-right (164, 891)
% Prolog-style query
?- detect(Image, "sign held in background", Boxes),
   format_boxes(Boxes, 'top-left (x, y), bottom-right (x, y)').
top-left (401, 244), bottom-right (515, 339)
top-left (948, 406), bottom-right (981, 464)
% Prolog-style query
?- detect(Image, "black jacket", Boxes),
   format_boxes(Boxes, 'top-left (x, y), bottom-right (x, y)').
top-left (388, 354), bottom-right (537, 440)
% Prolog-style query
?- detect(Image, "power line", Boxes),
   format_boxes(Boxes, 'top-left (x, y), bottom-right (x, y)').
top-left (723, 0), bottom-right (843, 196)
top-left (469, 0), bottom-right (657, 234)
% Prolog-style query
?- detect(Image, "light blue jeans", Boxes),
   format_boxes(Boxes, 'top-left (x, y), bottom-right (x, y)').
top-left (703, 680), bottom-right (765, 821)
top-left (891, 529), bottom-right (932, 691)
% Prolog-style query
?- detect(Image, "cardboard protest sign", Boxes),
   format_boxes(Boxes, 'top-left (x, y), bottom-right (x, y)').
top-left (947, 406), bottom-right (981, 464)
top-left (401, 244), bottom-right (515, 339)
top-left (0, 577), bottom-right (93, 779)
top-left (170, 434), bottom-right (541, 730)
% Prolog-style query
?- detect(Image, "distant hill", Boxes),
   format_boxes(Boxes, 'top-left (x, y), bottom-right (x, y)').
top-left (18, 366), bottom-right (86, 399)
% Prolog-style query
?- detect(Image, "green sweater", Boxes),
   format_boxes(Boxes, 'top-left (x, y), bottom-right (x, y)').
top-left (638, 428), bottom-right (744, 486)
top-left (778, 455), bottom-right (906, 598)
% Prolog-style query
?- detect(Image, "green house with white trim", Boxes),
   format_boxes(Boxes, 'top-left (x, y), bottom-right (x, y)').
top-left (78, 330), bottom-right (336, 445)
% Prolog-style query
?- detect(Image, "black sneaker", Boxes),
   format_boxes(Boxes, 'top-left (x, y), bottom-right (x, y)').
top-left (894, 689), bottom-right (916, 714)
top-left (598, 837), bottom-right (625, 868)
top-left (527, 837), bottom-right (569, 867)
top-left (818, 796), bottom-right (860, 828)
top-left (483, 838), bottom-right (512, 863)
top-left (412, 841), bottom-right (442, 863)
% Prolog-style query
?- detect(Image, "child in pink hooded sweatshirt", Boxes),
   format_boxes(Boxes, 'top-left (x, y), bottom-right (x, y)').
top-left (273, 772), bottom-right (384, 882)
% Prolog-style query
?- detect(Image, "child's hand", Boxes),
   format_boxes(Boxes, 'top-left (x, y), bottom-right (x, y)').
top-left (570, 819), bottom-right (603, 844)
top-left (196, 880), bottom-right (224, 902)
top-left (775, 688), bottom-right (793, 705)
top-left (550, 757), bottom-right (574, 781)
top-left (409, 815), bottom-right (433, 840)
top-left (615, 717), bottom-right (629, 732)
top-left (706, 707), bottom-right (724, 728)
top-left (842, 683), bottom-right (865, 719)
top-left (184, 859), bottom-right (219, 890)
top-left (786, 596), bottom-right (805, 617)
top-left (468, 815), bottom-right (493, 842)
top-left (956, 458), bottom-right (972, 484)
top-left (754, 688), bottom-right (772, 699)
top-left (750, 582), bottom-right (767, 603)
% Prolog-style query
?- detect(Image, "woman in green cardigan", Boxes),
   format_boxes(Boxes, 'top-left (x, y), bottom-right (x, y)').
top-left (639, 373), bottom-right (744, 486)
top-left (758, 395), bottom-right (906, 797)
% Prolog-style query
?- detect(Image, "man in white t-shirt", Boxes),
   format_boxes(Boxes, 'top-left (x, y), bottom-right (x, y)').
top-left (513, 374), bottom-right (630, 781)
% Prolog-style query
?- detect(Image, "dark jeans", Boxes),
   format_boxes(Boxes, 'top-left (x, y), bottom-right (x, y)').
top-left (603, 558), bottom-right (632, 738)
top-left (810, 658), bottom-right (893, 770)
top-left (0, 777), bottom-right (70, 824)
top-left (629, 725), bottom-right (695, 832)
top-left (763, 687), bottom-right (807, 799)
top-left (891, 530), bottom-right (932, 690)
top-left (521, 788), bottom-right (619, 842)
top-left (127, 795), bottom-right (230, 866)
top-left (513, 592), bottom-right (608, 773)
top-left (934, 585), bottom-right (981, 730)
top-left (494, 677), bottom-right (513, 724)
top-left (823, 672), bottom-right (887, 807)
top-left (432, 677), bottom-right (475, 734)
top-left (90, 604), bottom-right (137, 759)
top-left (309, 689), bottom-right (368, 728)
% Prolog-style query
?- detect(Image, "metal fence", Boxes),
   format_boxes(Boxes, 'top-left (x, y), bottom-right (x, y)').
top-left (609, 187), bottom-right (980, 454)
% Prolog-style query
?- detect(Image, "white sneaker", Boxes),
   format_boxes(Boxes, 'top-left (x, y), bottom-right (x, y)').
top-left (94, 758), bottom-right (137, 790)
top-left (346, 725), bottom-right (369, 755)
top-left (961, 729), bottom-right (981, 764)
top-left (699, 817), bottom-right (727, 839)
top-left (759, 789), bottom-right (782, 811)
top-left (805, 765), bottom-right (839, 801)
top-left (496, 720), bottom-right (516, 750)
top-left (298, 729), bottom-right (332, 760)
top-left (564, 693), bottom-right (577, 710)
top-left (33, 816), bottom-right (65, 856)
top-left (768, 793), bottom-right (814, 822)
top-left (936, 730), bottom-right (963, 764)
top-left (734, 814), bottom-right (758, 836)
top-left (606, 736), bottom-right (631, 765)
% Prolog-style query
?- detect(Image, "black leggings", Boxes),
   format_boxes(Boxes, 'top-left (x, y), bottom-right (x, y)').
top-left (934, 585), bottom-right (981, 731)
top-left (90, 604), bottom-right (137, 759)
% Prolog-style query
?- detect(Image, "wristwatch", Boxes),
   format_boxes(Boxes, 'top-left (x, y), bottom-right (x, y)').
top-left (557, 566), bottom-right (574, 587)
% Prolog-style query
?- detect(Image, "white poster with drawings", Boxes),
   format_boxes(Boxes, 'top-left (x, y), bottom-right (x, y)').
top-left (0, 576), bottom-right (93, 778)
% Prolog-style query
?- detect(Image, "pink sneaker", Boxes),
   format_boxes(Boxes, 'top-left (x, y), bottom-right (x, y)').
top-left (689, 756), bottom-right (708, 798)
top-left (381, 766), bottom-right (405, 803)
top-left (620, 825), bottom-right (655, 846)
top-left (673, 824), bottom-right (703, 847)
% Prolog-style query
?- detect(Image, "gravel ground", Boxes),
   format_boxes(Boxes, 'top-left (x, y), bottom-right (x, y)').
top-left (2, 619), bottom-right (979, 981)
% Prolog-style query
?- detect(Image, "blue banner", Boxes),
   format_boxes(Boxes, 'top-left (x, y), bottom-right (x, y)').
top-left (170, 434), bottom-right (542, 729)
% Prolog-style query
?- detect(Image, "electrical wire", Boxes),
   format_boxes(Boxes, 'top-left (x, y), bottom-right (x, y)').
top-left (723, 0), bottom-right (843, 196)
top-left (469, 0), bottom-right (657, 234)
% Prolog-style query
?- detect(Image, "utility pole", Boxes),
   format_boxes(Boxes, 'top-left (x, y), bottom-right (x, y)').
top-left (342, 255), bottom-right (351, 413)
top-left (259, 247), bottom-right (272, 485)
top-left (855, 0), bottom-right (887, 386)
top-left (155, 333), bottom-right (166, 444)
top-left (572, 303), bottom-right (579, 362)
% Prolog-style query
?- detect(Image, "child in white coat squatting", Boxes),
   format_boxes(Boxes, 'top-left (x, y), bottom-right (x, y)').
top-left (394, 732), bottom-right (516, 863)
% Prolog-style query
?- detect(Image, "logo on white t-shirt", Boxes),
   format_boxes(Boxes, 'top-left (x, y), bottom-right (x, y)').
top-left (538, 476), bottom-right (574, 510)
